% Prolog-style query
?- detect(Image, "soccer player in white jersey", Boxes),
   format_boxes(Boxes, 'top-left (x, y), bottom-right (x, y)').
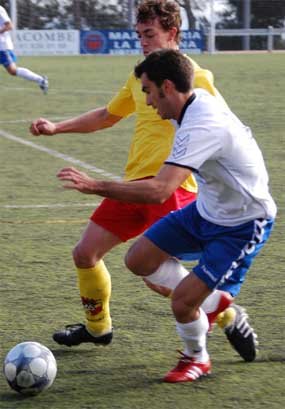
top-left (31, 1), bottom-right (258, 363)
top-left (56, 49), bottom-right (276, 382)
top-left (0, 5), bottom-right (48, 93)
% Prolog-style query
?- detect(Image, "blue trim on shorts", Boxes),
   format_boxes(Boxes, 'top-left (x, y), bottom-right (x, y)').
top-left (0, 50), bottom-right (16, 67)
top-left (144, 201), bottom-right (274, 297)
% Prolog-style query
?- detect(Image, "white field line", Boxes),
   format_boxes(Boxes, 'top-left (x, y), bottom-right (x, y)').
top-left (2, 203), bottom-right (100, 209)
top-left (0, 85), bottom-right (115, 94)
top-left (0, 116), bottom-right (75, 124)
top-left (0, 129), bottom-right (121, 180)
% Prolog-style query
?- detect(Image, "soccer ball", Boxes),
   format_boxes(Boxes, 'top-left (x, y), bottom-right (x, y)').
top-left (3, 341), bottom-right (57, 395)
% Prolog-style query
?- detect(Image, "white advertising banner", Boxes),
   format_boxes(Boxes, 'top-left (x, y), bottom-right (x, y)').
top-left (15, 30), bottom-right (79, 55)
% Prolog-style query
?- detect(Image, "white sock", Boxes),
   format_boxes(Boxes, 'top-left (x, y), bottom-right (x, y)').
top-left (176, 308), bottom-right (209, 363)
top-left (16, 67), bottom-right (43, 84)
top-left (146, 258), bottom-right (189, 290)
top-left (201, 290), bottom-right (223, 314)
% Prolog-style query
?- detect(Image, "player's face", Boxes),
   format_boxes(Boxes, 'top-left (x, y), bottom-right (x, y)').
top-left (141, 73), bottom-right (173, 120)
top-left (136, 18), bottom-right (178, 56)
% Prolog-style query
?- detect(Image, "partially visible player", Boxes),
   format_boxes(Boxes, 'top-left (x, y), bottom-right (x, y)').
top-left (56, 49), bottom-right (277, 381)
top-left (0, 5), bottom-right (48, 93)
top-left (30, 0), bottom-right (257, 362)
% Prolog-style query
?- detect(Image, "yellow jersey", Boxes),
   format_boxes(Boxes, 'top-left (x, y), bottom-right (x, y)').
top-left (107, 56), bottom-right (226, 193)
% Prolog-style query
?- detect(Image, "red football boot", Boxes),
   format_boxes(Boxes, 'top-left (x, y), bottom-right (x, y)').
top-left (163, 351), bottom-right (211, 383)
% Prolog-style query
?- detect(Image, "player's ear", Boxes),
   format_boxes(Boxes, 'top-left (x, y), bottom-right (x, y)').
top-left (163, 79), bottom-right (175, 94)
top-left (167, 26), bottom-right (178, 42)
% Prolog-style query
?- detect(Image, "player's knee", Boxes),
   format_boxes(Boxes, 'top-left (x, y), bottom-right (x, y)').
top-left (72, 243), bottom-right (97, 268)
top-left (124, 251), bottom-right (140, 275)
top-left (72, 245), bottom-right (84, 266)
top-left (124, 250), bottom-right (150, 276)
top-left (6, 66), bottom-right (16, 75)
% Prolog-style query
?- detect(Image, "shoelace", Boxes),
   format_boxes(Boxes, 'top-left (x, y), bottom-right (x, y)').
top-left (174, 350), bottom-right (194, 369)
top-left (64, 323), bottom-right (83, 330)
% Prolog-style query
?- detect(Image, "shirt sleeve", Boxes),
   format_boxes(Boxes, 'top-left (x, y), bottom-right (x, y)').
top-left (0, 7), bottom-right (11, 24)
top-left (166, 125), bottom-right (222, 171)
top-left (107, 72), bottom-right (136, 118)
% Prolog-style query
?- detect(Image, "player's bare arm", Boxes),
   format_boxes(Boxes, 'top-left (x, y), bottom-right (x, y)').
top-left (57, 164), bottom-right (191, 203)
top-left (0, 21), bottom-right (12, 34)
top-left (30, 108), bottom-right (121, 136)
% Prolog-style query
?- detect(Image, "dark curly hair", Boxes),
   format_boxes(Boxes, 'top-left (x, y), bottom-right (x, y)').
top-left (135, 49), bottom-right (193, 93)
top-left (136, 1), bottom-right (182, 43)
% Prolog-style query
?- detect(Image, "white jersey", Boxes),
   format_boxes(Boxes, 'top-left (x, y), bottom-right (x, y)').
top-left (166, 88), bottom-right (277, 226)
top-left (0, 6), bottom-right (14, 51)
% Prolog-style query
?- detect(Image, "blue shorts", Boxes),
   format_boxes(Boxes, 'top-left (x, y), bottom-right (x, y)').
top-left (144, 202), bottom-right (274, 297)
top-left (0, 50), bottom-right (16, 67)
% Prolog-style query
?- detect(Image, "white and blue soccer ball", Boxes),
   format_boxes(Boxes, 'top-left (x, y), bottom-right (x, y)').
top-left (3, 341), bottom-right (57, 395)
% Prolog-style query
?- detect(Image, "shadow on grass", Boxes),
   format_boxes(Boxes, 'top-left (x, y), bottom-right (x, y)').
top-left (220, 352), bottom-right (285, 365)
top-left (0, 391), bottom-right (39, 402)
top-left (248, 353), bottom-right (285, 363)
top-left (52, 348), bottom-right (93, 357)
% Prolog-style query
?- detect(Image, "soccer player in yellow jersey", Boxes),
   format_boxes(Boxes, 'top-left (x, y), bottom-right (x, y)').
top-left (30, 0), bottom-right (257, 361)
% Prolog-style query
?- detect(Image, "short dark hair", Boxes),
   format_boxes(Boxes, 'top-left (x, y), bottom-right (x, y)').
top-left (136, 0), bottom-right (181, 43)
top-left (135, 49), bottom-right (194, 93)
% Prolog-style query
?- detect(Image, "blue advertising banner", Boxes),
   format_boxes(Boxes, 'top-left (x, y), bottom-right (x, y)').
top-left (80, 29), bottom-right (203, 55)
top-left (180, 30), bottom-right (204, 53)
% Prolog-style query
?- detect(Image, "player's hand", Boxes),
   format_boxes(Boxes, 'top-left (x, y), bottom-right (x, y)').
top-left (143, 278), bottom-right (172, 298)
top-left (57, 167), bottom-right (97, 194)
top-left (30, 118), bottom-right (57, 136)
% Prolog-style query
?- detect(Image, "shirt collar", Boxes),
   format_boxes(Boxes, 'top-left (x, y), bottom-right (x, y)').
top-left (177, 92), bottom-right (196, 126)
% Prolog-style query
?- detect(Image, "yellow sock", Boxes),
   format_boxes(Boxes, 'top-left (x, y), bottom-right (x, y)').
top-left (216, 307), bottom-right (236, 329)
top-left (77, 260), bottom-right (112, 336)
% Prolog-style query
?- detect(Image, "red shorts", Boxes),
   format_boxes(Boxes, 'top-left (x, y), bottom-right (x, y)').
top-left (90, 187), bottom-right (197, 242)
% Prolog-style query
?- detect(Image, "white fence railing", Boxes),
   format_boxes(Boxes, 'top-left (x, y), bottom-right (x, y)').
top-left (207, 27), bottom-right (285, 53)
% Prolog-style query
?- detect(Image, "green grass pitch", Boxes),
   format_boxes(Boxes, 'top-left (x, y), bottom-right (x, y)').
top-left (0, 53), bottom-right (284, 409)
